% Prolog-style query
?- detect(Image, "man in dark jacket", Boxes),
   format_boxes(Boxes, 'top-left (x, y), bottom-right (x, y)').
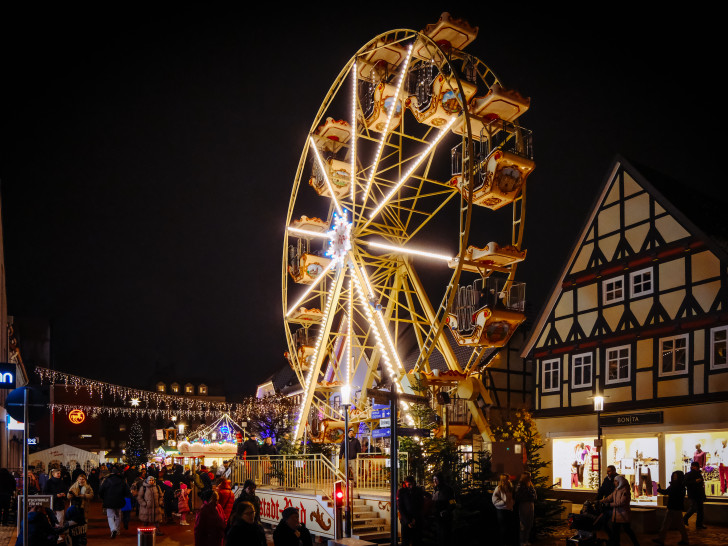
top-left (243, 434), bottom-right (260, 458)
top-left (99, 467), bottom-right (132, 538)
top-left (684, 461), bottom-right (707, 529)
top-left (397, 476), bottom-right (424, 546)
top-left (597, 465), bottom-right (618, 500)
top-left (71, 464), bottom-right (84, 483)
top-left (43, 468), bottom-right (68, 526)
top-left (340, 429), bottom-right (362, 482)
top-left (272, 507), bottom-right (313, 546)
top-left (233, 480), bottom-right (261, 524)
top-left (260, 437), bottom-right (278, 456)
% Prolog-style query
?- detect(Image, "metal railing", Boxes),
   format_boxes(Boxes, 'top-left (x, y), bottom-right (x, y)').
top-left (354, 453), bottom-right (409, 491)
top-left (230, 454), bottom-right (345, 500)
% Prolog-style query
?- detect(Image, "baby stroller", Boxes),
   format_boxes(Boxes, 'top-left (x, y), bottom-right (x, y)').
top-left (566, 500), bottom-right (606, 546)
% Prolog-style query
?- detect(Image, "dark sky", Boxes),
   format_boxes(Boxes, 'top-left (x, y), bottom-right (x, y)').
top-left (0, 8), bottom-right (718, 398)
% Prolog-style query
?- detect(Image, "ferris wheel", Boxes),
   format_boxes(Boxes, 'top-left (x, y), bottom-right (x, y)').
top-left (282, 13), bottom-right (534, 443)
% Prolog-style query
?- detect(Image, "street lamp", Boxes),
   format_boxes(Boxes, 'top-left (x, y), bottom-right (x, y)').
top-left (593, 395), bottom-right (604, 487)
top-left (341, 384), bottom-right (352, 537)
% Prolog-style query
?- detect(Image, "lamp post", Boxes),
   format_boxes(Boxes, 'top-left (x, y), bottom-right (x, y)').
top-left (341, 384), bottom-right (352, 537)
top-left (593, 395), bottom-right (604, 487)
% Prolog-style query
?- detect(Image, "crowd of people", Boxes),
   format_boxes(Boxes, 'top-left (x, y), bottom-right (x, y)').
top-left (593, 461), bottom-right (709, 546)
top-left (0, 449), bottom-right (317, 546)
top-left (396, 471), bottom-right (537, 546)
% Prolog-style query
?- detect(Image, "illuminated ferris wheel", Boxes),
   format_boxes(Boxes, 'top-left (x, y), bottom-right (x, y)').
top-left (282, 13), bottom-right (534, 443)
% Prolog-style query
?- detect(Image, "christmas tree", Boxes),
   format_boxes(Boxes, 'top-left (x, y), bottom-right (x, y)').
top-left (125, 421), bottom-right (148, 468)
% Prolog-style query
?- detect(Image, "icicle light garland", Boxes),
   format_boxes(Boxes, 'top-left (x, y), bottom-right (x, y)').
top-left (36, 367), bottom-right (296, 422)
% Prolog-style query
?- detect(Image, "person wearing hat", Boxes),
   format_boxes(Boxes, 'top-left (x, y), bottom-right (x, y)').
top-left (138, 475), bottom-right (165, 536)
top-left (397, 476), bottom-right (424, 546)
top-left (100, 466), bottom-right (131, 538)
top-left (273, 507), bottom-right (312, 546)
top-left (601, 475), bottom-right (639, 546)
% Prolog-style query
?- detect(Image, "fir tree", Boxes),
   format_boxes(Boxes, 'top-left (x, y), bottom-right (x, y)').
top-left (125, 421), bottom-right (148, 468)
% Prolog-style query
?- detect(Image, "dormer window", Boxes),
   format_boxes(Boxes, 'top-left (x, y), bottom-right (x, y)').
top-left (171, 383), bottom-right (180, 394)
top-left (198, 384), bottom-right (207, 395)
top-left (156, 382), bottom-right (166, 393)
top-left (185, 383), bottom-right (194, 394)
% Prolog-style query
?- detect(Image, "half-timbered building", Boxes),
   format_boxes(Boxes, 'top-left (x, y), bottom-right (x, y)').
top-left (522, 156), bottom-right (728, 501)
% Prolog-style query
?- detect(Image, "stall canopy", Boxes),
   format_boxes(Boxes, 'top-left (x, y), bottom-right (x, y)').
top-left (29, 444), bottom-right (100, 473)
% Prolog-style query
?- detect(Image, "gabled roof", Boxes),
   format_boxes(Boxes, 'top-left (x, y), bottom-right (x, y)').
top-left (521, 155), bottom-right (728, 358)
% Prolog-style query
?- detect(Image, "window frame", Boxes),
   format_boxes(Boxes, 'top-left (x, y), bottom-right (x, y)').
top-left (571, 352), bottom-right (593, 389)
top-left (541, 358), bottom-right (561, 393)
top-left (605, 345), bottom-right (631, 385)
top-left (659, 334), bottom-right (689, 377)
top-left (630, 267), bottom-right (653, 298)
top-left (602, 276), bottom-right (625, 304)
top-left (710, 326), bottom-right (728, 370)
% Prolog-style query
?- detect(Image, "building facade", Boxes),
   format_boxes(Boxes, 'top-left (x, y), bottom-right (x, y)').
top-left (523, 157), bottom-right (728, 500)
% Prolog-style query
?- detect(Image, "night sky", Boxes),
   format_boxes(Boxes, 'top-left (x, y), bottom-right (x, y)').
top-left (0, 8), bottom-right (719, 399)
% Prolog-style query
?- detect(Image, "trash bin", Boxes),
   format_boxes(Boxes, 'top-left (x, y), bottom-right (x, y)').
top-left (138, 527), bottom-right (156, 546)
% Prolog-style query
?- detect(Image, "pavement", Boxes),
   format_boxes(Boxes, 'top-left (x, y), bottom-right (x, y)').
top-left (1, 500), bottom-right (726, 545)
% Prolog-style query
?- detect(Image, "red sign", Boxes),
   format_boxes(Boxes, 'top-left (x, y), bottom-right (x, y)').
top-left (69, 409), bottom-right (86, 424)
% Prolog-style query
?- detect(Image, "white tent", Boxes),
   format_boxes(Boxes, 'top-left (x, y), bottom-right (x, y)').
top-left (29, 444), bottom-right (100, 473)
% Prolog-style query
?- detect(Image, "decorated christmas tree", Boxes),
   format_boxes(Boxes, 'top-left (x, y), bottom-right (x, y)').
top-left (125, 421), bottom-right (148, 468)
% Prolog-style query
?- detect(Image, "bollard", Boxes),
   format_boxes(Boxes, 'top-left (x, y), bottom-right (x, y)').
top-left (138, 527), bottom-right (156, 546)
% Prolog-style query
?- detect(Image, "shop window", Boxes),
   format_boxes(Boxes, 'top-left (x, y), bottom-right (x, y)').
top-left (606, 437), bottom-right (659, 499)
top-left (630, 267), bottom-right (653, 298)
top-left (572, 352), bottom-right (593, 389)
top-left (551, 437), bottom-right (598, 490)
top-left (606, 345), bottom-right (631, 384)
top-left (660, 334), bottom-right (688, 376)
top-left (710, 326), bottom-right (728, 370)
top-left (603, 277), bottom-right (624, 304)
top-left (542, 358), bottom-right (560, 393)
top-left (665, 431), bottom-right (728, 497)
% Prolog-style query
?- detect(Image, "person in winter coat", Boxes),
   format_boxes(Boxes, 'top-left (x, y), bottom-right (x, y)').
top-left (683, 461), bottom-right (706, 529)
top-left (177, 483), bottom-right (191, 525)
top-left (225, 501), bottom-right (266, 546)
top-left (260, 437), bottom-right (278, 456)
top-left (65, 497), bottom-right (88, 546)
top-left (43, 468), bottom-right (68, 526)
top-left (71, 464), bottom-right (84, 484)
top-left (217, 479), bottom-right (235, 523)
top-left (195, 489), bottom-right (226, 546)
top-left (272, 507), bottom-right (313, 546)
top-left (23, 506), bottom-right (59, 546)
top-left (87, 468), bottom-right (99, 500)
top-left (397, 476), bottom-right (424, 546)
top-left (100, 467), bottom-right (132, 538)
top-left (137, 476), bottom-right (164, 535)
top-left (243, 435), bottom-right (260, 458)
top-left (162, 480), bottom-right (176, 523)
top-left (432, 472), bottom-right (455, 546)
top-left (514, 472), bottom-right (537, 546)
top-left (654, 470), bottom-right (688, 545)
top-left (600, 475), bottom-right (639, 546)
top-left (67, 474), bottom-right (94, 512)
top-left (493, 473), bottom-right (515, 546)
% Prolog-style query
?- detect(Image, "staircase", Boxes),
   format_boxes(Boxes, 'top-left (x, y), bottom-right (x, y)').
top-left (351, 497), bottom-right (390, 542)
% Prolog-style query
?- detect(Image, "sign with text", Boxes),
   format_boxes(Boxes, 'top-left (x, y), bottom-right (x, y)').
top-left (371, 409), bottom-right (390, 420)
top-left (0, 363), bottom-right (16, 389)
top-left (372, 428), bottom-right (391, 438)
top-left (379, 418), bottom-right (391, 428)
top-left (17, 495), bottom-right (53, 529)
top-left (599, 412), bottom-right (663, 427)
top-left (257, 490), bottom-right (335, 538)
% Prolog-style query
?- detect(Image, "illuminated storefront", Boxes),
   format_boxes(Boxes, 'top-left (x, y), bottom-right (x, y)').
top-left (539, 404), bottom-right (728, 502)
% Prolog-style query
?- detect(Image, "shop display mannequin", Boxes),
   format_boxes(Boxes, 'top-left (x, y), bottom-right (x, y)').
top-left (716, 439), bottom-right (728, 495)
top-left (693, 443), bottom-right (707, 468)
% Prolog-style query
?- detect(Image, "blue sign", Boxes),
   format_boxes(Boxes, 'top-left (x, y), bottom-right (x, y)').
top-left (372, 428), bottom-right (391, 438)
top-left (0, 364), bottom-right (16, 390)
top-left (372, 404), bottom-right (389, 410)
top-left (371, 409), bottom-right (391, 420)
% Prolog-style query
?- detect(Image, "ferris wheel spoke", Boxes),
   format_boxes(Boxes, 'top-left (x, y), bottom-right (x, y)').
top-left (361, 44), bottom-right (414, 206)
